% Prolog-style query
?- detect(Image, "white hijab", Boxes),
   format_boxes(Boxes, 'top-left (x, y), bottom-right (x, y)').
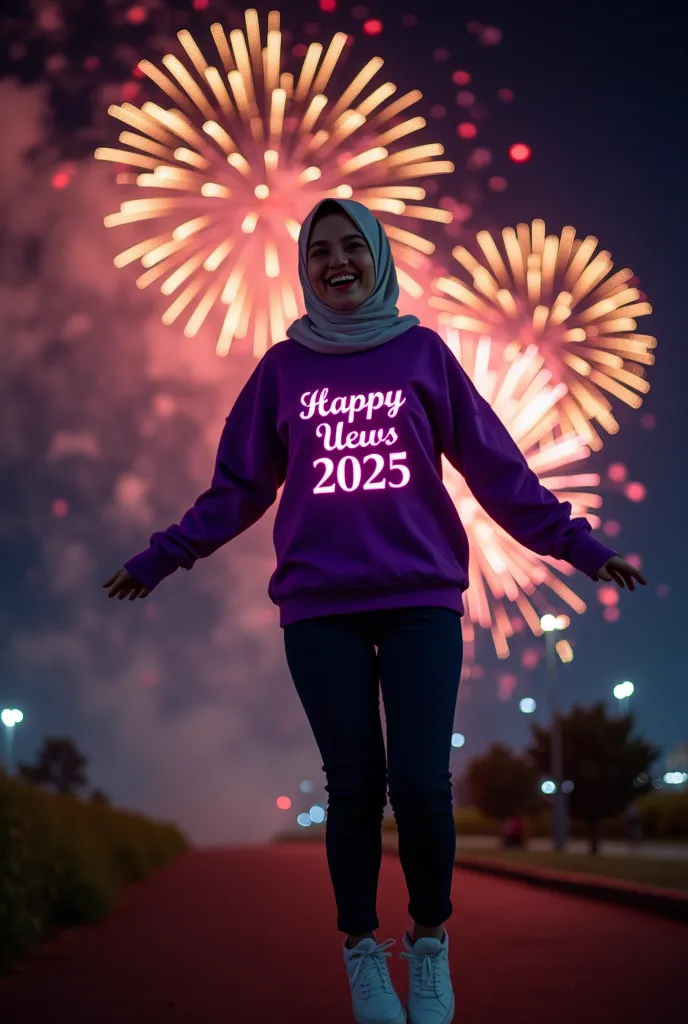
top-left (286, 198), bottom-right (419, 355)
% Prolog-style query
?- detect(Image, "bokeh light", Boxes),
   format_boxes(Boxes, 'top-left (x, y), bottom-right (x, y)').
top-left (126, 5), bottom-right (148, 25)
top-left (309, 804), bottom-right (326, 822)
top-left (457, 122), bottom-right (478, 139)
top-left (480, 26), bottom-right (503, 46)
top-left (362, 19), bottom-right (383, 36)
top-left (51, 169), bottom-right (72, 189)
top-left (625, 482), bottom-right (647, 502)
top-left (521, 648), bottom-right (540, 670)
top-left (598, 585), bottom-right (619, 606)
top-left (509, 142), bottom-right (531, 162)
top-left (498, 673), bottom-right (517, 701)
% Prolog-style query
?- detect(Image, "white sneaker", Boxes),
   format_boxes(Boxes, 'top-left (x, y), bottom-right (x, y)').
top-left (400, 929), bottom-right (454, 1024)
top-left (343, 936), bottom-right (407, 1024)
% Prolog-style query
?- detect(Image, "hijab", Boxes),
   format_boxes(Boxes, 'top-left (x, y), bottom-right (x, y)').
top-left (285, 198), bottom-right (420, 355)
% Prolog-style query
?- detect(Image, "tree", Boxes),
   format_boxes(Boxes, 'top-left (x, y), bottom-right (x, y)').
top-left (465, 743), bottom-right (540, 823)
top-left (89, 788), bottom-right (111, 805)
top-left (527, 701), bottom-right (660, 853)
top-left (17, 737), bottom-right (89, 795)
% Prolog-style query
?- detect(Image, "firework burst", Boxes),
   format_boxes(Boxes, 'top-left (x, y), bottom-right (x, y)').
top-left (439, 330), bottom-right (605, 658)
top-left (430, 220), bottom-right (656, 449)
top-left (95, 9), bottom-right (454, 357)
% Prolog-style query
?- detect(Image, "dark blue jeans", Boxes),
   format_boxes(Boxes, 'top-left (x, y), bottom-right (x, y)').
top-left (283, 605), bottom-right (463, 935)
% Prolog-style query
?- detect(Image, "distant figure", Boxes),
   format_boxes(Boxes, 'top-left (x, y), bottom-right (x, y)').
top-left (626, 801), bottom-right (643, 847)
top-left (103, 198), bottom-right (646, 1024)
top-left (502, 816), bottom-right (526, 848)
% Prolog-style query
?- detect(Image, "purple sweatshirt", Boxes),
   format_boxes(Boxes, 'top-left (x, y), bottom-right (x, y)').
top-left (125, 326), bottom-right (616, 627)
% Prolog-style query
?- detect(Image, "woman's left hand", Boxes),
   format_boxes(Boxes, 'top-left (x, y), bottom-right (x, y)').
top-left (594, 555), bottom-right (647, 591)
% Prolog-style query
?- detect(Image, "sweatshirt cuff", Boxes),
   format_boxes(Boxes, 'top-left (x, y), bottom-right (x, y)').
top-left (563, 531), bottom-right (617, 580)
top-left (124, 546), bottom-right (181, 592)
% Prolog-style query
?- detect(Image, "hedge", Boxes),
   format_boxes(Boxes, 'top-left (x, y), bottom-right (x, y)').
top-left (0, 770), bottom-right (191, 975)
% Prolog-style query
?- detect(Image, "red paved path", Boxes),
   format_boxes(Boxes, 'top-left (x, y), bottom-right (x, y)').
top-left (1, 843), bottom-right (686, 1023)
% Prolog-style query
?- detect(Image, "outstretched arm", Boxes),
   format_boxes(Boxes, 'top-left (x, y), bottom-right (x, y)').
top-left (430, 338), bottom-right (627, 581)
top-left (121, 356), bottom-right (287, 593)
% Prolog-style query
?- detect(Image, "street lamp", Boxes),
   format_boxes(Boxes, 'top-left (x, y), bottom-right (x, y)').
top-left (613, 680), bottom-right (634, 716)
top-left (540, 615), bottom-right (567, 852)
top-left (1, 708), bottom-right (24, 776)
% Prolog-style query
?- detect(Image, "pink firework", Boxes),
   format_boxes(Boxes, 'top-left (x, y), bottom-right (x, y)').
top-left (439, 331), bottom-right (604, 658)
top-left (430, 219), bottom-right (657, 450)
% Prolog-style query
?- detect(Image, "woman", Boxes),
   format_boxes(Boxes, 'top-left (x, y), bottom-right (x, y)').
top-left (104, 199), bottom-right (645, 1024)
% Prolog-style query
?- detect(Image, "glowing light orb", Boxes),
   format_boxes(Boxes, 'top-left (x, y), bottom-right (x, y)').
top-left (363, 20), bottom-right (383, 36)
top-left (498, 673), bottom-right (517, 701)
top-left (439, 331), bottom-right (603, 659)
top-left (430, 219), bottom-right (657, 449)
top-left (126, 5), bottom-right (148, 26)
top-left (509, 142), bottom-right (531, 162)
top-left (96, 12), bottom-right (454, 357)
top-left (457, 122), bottom-right (477, 139)
top-left (624, 481), bottom-right (646, 502)
top-left (607, 461), bottom-right (627, 482)
top-left (52, 169), bottom-right (71, 189)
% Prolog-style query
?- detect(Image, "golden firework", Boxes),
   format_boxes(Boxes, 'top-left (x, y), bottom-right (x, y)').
top-left (439, 330), bottom-right (603, 658)
top-left (430, 220), bottom-right (656, 449)
top-left (95, 9), bottom-right (454, 357)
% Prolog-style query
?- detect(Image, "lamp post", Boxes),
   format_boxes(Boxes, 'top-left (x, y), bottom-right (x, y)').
top-left (540, 615), bottom-right (567, 852)
top-left (1, 708), bottom-right (24, 776)
top-left (613, 680), bottom-right (634, 716)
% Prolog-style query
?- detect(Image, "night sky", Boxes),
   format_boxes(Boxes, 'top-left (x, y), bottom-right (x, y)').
top-left (0, 0), bottom-right (686, 845)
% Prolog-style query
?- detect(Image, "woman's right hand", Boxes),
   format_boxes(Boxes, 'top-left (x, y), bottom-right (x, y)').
top-left (102, 568), bottom-right (150, 601)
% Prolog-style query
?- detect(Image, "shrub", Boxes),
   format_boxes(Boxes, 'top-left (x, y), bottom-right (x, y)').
top-left (0, 772), bottom-right (190, 974)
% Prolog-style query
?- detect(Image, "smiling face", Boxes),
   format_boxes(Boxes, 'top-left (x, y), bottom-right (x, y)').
top-left (306, 211), bottom-right (375, 311)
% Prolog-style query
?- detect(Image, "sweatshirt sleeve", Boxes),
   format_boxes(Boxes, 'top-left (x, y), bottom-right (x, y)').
top-left (432, 338), bottom-right (617, 579)
top-left (123, 354), bottom-right (288, 592)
